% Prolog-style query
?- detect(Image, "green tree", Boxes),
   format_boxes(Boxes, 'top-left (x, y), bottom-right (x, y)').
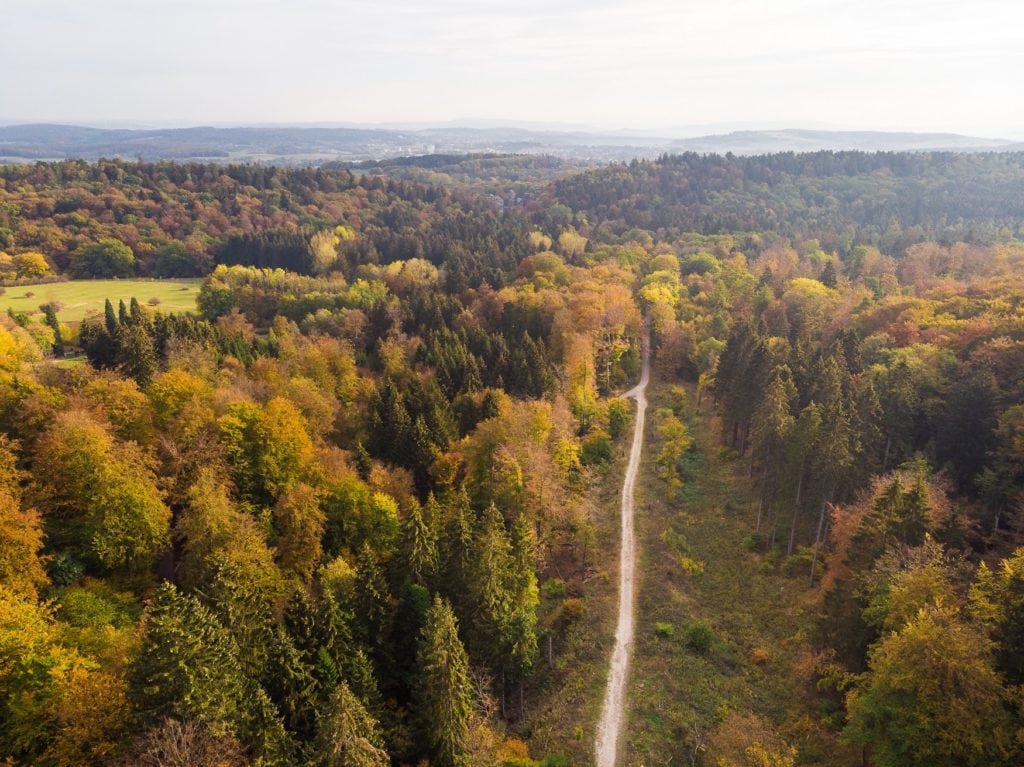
top-left (403, 497), bottom-right (438, 587)
top-left (117, 321), bottom-right (157, 386)
top-left (416, 596), bottom-right (472, 767)
top-left (132, 583), bottom-right (249, 736)
top-left (41, 303), bottom-right (64, 357)
top-left (315, 682), bottom-right (390, 767)
top-left (73, 238), bottom-right (136, 278)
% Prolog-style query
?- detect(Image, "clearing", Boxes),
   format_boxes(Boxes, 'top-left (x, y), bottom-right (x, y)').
top-left (0, 278), bottom-right (202, 322)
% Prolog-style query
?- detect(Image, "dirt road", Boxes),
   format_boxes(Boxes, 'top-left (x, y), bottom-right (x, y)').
top-left (595, 332), bottom-right (650, 767)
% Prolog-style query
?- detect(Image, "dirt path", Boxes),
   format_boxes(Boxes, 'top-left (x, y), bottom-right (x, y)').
top-left (595, 332), bottom-right (650, 767)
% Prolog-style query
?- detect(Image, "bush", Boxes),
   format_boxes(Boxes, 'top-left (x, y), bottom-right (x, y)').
top-left (782, 545), bottom-right (815, 577)
top-left (541, 578), bottom-right (566, 600)
top-left (655, 622), bottom-right (674, 638)
top-left (561, 598), bottom-right (585, 622)
top-left (541, 755), bottom-right (570, 767)
top-left (685, 619), bottom-right (715, 653)
top-left (48, 553), bottom-right (85, 586)
top-left (607, 398), bottom-right (630, 439)
top-left (581, 429), bottom-right (613, 466)
top-left (742, 532), bottom-right (766, 552)
top-left (148, 296), bottom-right (162, 306)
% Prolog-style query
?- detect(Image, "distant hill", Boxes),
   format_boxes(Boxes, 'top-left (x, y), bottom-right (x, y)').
top-left (0, 123), bottom-right (1018, 164)
top-left (670, 128), bottom-right (1016, 155)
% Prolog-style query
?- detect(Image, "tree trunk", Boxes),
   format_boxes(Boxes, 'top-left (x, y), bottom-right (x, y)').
top-left (756, 447), bottom-right (771, 531)
top-left (787, 469), bottom-right (804, 556)
top-left (809, 492), bottom-right (832, 586)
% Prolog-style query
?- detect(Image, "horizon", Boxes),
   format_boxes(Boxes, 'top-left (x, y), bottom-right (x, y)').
top-left (0, 120), bottom-right (1020, 144)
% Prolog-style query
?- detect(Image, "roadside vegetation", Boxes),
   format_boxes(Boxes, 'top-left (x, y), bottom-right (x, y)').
top-left (1, 152), bottom-right (1024, 765)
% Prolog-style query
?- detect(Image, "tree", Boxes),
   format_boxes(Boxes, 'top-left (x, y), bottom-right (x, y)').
top-left (131, 583), bottom-right (249, 736)
top-left (126, 718), bottom-right (248, 767)
top-left (749, 366), bottom-right (796, 532)
top-left (73, 238), bottom-right (136, 278)
top-left (970, 547), bottom-right (1024, 685)
top-left (273, 482), bottom-right (326, 581)
top-left (12, 251), bottom-right (52, 279)
top-left (314, 682), bottom-right (390, 767)
top-left (33, 410), bottom-right (171, 571)
top-left (844, 606), bottom-right (1014, 767)
top-left (403, 497), bottom-right (438, 587)
top-left (117, 321), bottom-right (157, 386)
top-left (42, 303), bottom-right (64, 357)
top-left (0, 439), bottom-right (47, 598)
top-left (416, 596), bottom-right (473, 767)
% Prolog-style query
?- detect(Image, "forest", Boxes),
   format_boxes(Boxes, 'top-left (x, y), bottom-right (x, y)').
top-left (1, 150), bottom-right (1024, 766)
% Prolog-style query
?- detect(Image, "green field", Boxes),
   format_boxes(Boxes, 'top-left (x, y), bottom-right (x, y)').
top-left (0, 279), bottom-right (202, 322)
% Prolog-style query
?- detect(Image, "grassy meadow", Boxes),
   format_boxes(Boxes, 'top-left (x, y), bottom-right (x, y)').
top-left (0, 279), bottom-right (202, 322)
top-left (622, 381), bottom-right (855, 766)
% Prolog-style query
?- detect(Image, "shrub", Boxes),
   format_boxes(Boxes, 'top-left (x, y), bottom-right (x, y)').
top-left (541, 578), bottom-right (566, 600)
top-left (48, 553), bottom-right (85, 586)
top-left (685, 619), bottom-right (715, 653)
top-left (752, 647), bottom-right (770, 665)
top-left (581, 429), bottom-right (613, 466)
top-left (655, 622), bottom-right (675, 638)
top-left (561, 598), bottom-right (585, 622)
top-left (148, 296), bottom-right (162, 306)
top-left (677, 555), bottom-right (705, 574)
top-left (607, 398), bottom-right (630, 439)
top-left (742, 532), bottom-right (766, 552)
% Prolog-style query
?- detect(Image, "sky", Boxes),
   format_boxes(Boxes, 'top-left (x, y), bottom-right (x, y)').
top-left (3, 0), bottom-right (1023, 138)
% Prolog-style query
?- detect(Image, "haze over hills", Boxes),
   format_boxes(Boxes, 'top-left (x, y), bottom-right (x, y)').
top-left (0, 123), bottom-right (1020, 164)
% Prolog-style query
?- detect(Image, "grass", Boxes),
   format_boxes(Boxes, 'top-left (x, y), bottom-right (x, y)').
top-left (0, 278), bottom-right (202, 322)
top-left (621, 379), bottom-right (859, 766)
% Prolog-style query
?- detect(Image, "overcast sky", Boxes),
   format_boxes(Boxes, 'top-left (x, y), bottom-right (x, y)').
top-left (3, 0), bottom-right (1023, 138)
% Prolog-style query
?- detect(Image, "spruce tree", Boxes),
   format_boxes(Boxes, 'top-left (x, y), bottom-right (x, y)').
top-left (131, 582), bottom-right (248, 736)
top-left (416, 596), bottom-right (472, 767)
top-left (315, 682), bottom-right (390, 767)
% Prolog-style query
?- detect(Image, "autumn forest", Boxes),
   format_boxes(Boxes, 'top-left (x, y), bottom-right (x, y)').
top-left (1, 150), bottom-right (1024, 767)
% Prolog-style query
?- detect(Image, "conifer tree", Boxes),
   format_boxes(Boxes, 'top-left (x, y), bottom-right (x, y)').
top-left (416, 596), bottom-right (472, 767)
top-left (315, 682), bottom-right (389, 767)
top-left (104, 298), bottom-right (118, 335)
top-left (132, 583), bottom-right (248, 735)
top-left (403, 497), bottom-right (439, 587)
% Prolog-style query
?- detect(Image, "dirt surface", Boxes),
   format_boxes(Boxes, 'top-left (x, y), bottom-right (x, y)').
top-left (595, 332), bottom-right (650, 767)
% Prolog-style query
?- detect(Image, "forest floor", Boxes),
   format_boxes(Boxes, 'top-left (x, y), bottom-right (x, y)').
top-left (0, 278), bottom-right (201, 321)
top-left (621, 379), bottom-right (857, 766)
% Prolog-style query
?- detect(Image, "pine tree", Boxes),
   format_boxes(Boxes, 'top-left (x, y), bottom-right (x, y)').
top-left (416, 596), bottom-right (472, 767)
top-left (508, 513), bottom-right (539, 675)
top-left (353, 543), bottom-right (393, 673)
top-left (469, 504), bottom-right (514, 669)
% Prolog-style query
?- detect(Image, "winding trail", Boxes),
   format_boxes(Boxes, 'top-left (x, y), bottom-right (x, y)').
top-left (595, 330), bottom-right (650, 767)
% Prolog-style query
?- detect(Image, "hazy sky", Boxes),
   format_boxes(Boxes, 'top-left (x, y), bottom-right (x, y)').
top-left (4, 0), bottom-right (1023, 138)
